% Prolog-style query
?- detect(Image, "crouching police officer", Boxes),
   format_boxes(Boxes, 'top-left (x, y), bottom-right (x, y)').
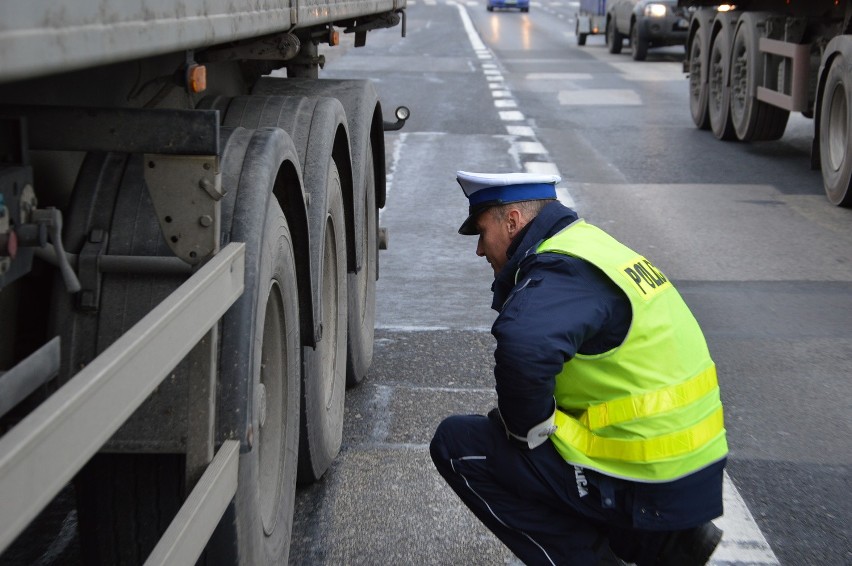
top-left (430, 172), bottom-right (728, 566)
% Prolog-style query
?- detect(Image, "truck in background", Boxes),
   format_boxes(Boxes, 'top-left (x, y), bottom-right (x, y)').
top-left (577, 0), bottom-right (608, 45)
top-left (680, 1), bottom-right (852, 206)
top-left (0, 1), bottom-right (407, 564)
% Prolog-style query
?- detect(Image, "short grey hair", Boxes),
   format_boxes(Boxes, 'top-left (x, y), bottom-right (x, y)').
top-left (488, 199), bottom-right (555, 223)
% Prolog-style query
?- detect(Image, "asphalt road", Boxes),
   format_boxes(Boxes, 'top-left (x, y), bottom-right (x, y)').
top-left (297, 1), bottom-right (852, 564)
top-left (3, 1), bottom-right (850, 565)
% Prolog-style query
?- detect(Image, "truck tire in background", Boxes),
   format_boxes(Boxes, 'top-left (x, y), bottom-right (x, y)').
top-left (687, 9), bottom-right (713, 130)
top-left (819, 52), bottom-right (852, 206)
top-left (253, 78), bottom-right (383, 388)
top-left (729, 13), bottom-right (790, 141)
top-left (221, 95), bottom-right (351, 483)
top-left (708, 13), bottom-right (738, 141)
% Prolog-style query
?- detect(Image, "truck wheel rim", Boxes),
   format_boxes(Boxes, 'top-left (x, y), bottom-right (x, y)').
top-left (709, 54), bottom-right (723, 115)
top-left (828, 82), bottom-right (848, 173)
top-left (321, 214), bottom-right (343, 411)
top-left (259, 280), bottom-right (287, 534)
top-left (689, 40), bottom-right (703, 108)
top-left (730, 38), bottom-right (747, 123)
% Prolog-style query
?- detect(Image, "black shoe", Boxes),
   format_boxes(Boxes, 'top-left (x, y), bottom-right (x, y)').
top-left (656, 522), bottom-right (722, 566)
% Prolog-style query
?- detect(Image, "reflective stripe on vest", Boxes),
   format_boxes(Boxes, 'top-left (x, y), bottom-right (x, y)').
top-left (580, 365), bottom-right (719, 430)
top-left (555, 406), bottom-right (724, 462)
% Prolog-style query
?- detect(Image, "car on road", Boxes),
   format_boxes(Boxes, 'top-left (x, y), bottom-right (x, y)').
top-left (487, 0), bottom-right (529, 13)
top-left (605, 0), bottom-right (689, 60)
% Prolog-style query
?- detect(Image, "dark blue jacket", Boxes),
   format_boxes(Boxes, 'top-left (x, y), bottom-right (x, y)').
top-left (489, 201), bottom-right (724, 530)
top-left (490, 201), bottom-right (630, 434)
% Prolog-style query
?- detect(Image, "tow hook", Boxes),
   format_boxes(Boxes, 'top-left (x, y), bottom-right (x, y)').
top-left (383, 106), bottom-right (410, 131)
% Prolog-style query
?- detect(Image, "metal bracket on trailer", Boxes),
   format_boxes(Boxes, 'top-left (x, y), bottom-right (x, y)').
top-left (143, 153), bottom-right (223, 264)
top-left (0, 242), bottom-right (245, 555)
top-left (757, 38), bottom-right (810, 112)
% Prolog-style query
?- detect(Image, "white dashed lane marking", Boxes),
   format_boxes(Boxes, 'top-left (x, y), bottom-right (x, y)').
top-left (453, 2), bottom-right (564, 182)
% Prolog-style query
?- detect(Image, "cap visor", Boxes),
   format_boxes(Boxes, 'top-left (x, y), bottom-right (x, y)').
top-left (458, 212), bottom-right (479, 235)
top-left (459, 201), bottom-right (493, 235)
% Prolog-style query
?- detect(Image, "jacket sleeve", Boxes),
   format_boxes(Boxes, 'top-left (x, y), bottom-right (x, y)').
top-left (490, 254), bottom-right (627, 442)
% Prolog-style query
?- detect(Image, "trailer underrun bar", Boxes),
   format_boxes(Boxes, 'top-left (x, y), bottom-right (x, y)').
top-left (0, 242), bottom-right (246, 556)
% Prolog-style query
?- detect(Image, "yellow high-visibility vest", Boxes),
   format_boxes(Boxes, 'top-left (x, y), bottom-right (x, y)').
top-left (534, 220), bottom-right (728, 482)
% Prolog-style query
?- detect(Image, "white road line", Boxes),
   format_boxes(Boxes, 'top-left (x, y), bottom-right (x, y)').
top-left (558, 88), bottom-right (642, 106)
top-left (608, 61), bottom-right (686, 82)
top-left (526, 72), bottom-right (593, 80)
top-left (381, 131), bottom-right (408, 221)
top-left (453, 2), bottom-right (564, 186)
top-left (454, 1), bottom-right (487, 51)
top-left (506, 125), bottom-right (535, 137)
top-left (498, 110), bottom-right (525, 121)
top-left (714, 474), bottom-right (780, 565)
top-left (515, 141), bottom-right (546, 154)
top-left (526, 161), bottom-right (561, 176)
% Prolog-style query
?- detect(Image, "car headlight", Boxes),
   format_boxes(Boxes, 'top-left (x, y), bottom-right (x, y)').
top-left (644, 3), bottom-right (668, 17)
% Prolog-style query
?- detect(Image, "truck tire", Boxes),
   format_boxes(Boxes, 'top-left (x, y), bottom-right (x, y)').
top-left (820, 54), bottom-right (852, 206)
top-left (214, 193), bottom-right (301, 566)
top-left (730, 13), bottom-right (790, 141)
top-left (250, 78), bottom-right (382, 387)
top-left (631, 23), bottom-right (648, 61)
top-left (208, 126), bottom-right (303, 565)
top-left (607, 19), bottom-right (623, 54)
top-left (708, 16), bottom-right (737, 141)
top-left (346, 139), bottom-right (378, 387)
top-left (298, 153), bottom-right (348, 483)
top-left (688, 14), bottom-right (712, 130)
top-left (221, 95), bottom-right (350, 483)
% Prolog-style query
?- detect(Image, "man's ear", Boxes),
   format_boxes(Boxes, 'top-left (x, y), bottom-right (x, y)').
top-left (506, 208), bottom-right (523, 235)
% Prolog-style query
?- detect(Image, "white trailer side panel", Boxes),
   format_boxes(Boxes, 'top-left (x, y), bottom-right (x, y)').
top-left (0, 0), bottom-right (403, 83)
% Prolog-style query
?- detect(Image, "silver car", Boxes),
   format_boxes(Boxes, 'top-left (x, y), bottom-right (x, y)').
top-left (605, 0), bottom-right (689, 60)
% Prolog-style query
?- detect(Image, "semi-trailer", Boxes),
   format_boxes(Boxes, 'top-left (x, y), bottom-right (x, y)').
top-left (0, 1), bottom-right (408, 564)
top-left (681, 1), bottom-right (852, 205)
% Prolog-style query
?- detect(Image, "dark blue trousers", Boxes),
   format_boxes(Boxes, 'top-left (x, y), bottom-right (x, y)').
top-left (429, 413), bottom-right (670, 566)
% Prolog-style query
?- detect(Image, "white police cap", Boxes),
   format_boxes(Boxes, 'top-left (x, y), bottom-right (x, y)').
top-left (456, 171), bottom-right (561, 235)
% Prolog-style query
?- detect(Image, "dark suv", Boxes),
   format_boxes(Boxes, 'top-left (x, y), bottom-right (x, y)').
top-left (605, 0), bottom-right (689, 61)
